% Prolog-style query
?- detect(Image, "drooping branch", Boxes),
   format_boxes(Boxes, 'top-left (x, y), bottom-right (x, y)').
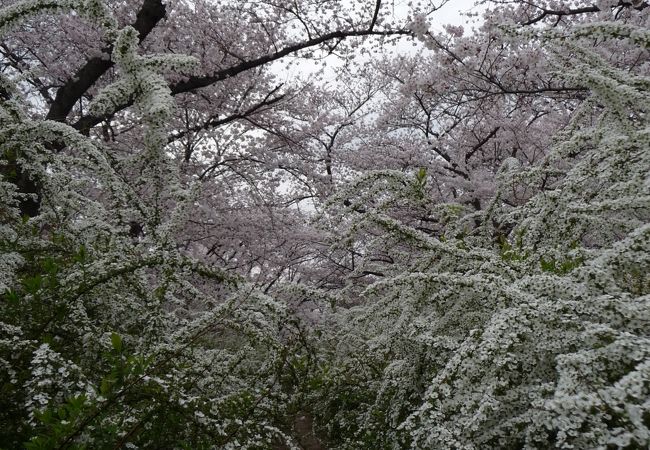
top-left (46, 0), bottom-right (166, 122)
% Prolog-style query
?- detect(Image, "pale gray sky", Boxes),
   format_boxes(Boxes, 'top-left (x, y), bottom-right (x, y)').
top-left (272, 0), bottom-right (486, 83)
top-left (384, 0), bottom-right (484, 30)
top-left (429, 0), bottom-right (485, 31)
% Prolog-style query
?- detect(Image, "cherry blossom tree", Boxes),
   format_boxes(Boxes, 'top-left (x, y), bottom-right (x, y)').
top-left (0, 0), bottom-right (648, 448)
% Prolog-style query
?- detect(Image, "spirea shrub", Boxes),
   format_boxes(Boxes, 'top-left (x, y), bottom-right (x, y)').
top-left (0, 1), bottom-right (648, 449)
top-left (307, 20), bottom-right (650, 450)
top-left (0, 2), bottom-right (313, 448)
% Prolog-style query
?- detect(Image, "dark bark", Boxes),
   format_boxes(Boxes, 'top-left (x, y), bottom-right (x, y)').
top-left (522, 1), bottom-right (648, 26)
top-left (74, 28), bottom-right (410, 133)
top-left (46, 0), bottom-right (166, 122)
top-left (465, 127), bottom-right (500, 164)
top-left (10, 0), bottom-right (166, 218)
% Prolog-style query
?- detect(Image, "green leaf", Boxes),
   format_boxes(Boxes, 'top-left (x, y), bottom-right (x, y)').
top-left (22, 275), bottom-right (43, 294)
top-left (74, 245), bottom-right (88, 263)
top-left (100, 377), bottom-right (114, 396)
top-left (3, 289), bottom-right (20, 305)
top-left (540, 257), bottom-right (556, 272)
top-left (110, 332), bottom-right (122, 352)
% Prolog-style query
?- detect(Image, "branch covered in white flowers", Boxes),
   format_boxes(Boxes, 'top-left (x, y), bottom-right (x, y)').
top-left (0, 0), bottom-right (648, 448)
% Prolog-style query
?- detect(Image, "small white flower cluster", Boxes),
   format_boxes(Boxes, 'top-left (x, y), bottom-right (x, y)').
top-left (90, 26), bottom-right (198, 153)
top-left (408, 13), bottom-right (430, 41)
top-left (313, 14), bottom-right (650, 448)
top-left (23, 343), bottom-right (91, 425)
top-left (0, 0), bottom-right (116, 38)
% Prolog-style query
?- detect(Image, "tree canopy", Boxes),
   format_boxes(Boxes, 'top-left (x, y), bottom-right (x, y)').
top-left (0, 0), bottom-right (649, 448)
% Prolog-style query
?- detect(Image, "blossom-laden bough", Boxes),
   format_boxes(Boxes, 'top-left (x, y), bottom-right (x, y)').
top-left (0, 0), bottom-right (648, 449)
top-left (309, 14), bottom-right (650, 449)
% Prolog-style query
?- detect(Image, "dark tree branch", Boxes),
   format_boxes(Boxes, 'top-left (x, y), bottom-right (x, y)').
top-left (0, 44), bottom-right (54, 103)
top-left (465, 126), bottom-right (500, 163)
top-left (74, 28), bottom-right (410, 133)
top-left (522, 5), bottom-right (599, 26)
top-left (522, 1), bottom-right (648, 26)
top-left (168, 87), bottom-right (286, 155)
top-left (46, 0), bottom-right (166, 122)
top-left (350, 270), bottom-right (385, 279)
top-left (169, 29), bottom-right (409, 95)
top-left (369, 0), bottom-right (381, 31)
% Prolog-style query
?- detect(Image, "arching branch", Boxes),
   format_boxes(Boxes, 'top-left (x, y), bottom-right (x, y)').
top-left (74, 28), bottom-right (411, 133)
top-left (521, 1), bottom-right (648, 26)
top-left (46, 0), bottom-right (166, 122)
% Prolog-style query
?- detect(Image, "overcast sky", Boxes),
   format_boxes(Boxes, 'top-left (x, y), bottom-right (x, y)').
top-left (273, 0), bottom-right (486, 83)
top-left (428, 0), bottom-right (485, 31)
top-left (383, 0), bottom-right (484, 29)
